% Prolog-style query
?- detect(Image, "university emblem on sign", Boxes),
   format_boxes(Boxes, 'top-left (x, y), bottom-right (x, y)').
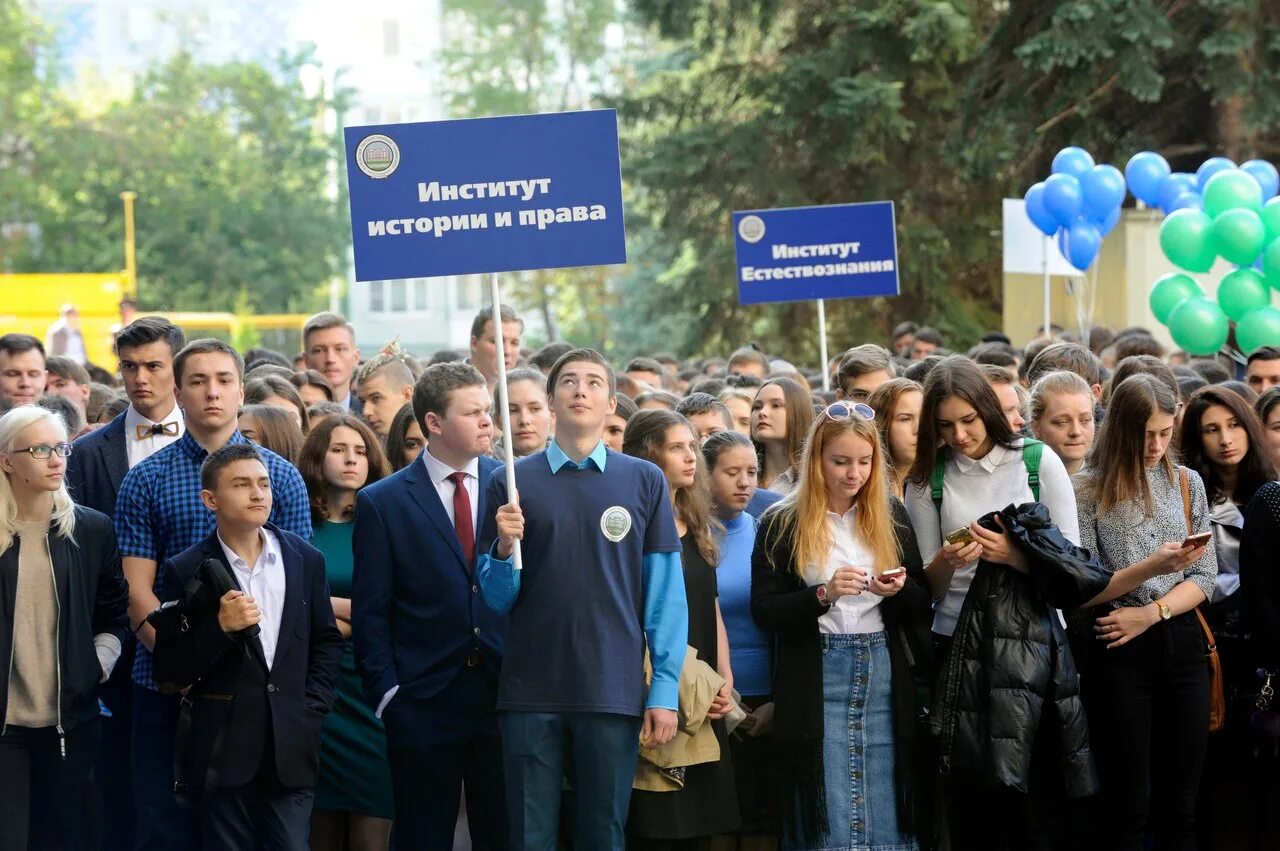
top-left (737, 214), bottom-right (766, 244)
top-left (356, 134), bottom-right (400, 179)
top-left (600, 506), bottom-right (632, 542)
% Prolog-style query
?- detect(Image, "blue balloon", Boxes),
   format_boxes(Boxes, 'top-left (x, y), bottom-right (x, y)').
top-left (1052, 147), bottom-right (1095, 181)
top-left (1242, 159), bottom-right (1280, 202)
top-left (1024, 182), bottom-right (1058, 237)
top-left (1043, 173), bottom-right (1084, 228)
top-left (1081, 164), bottom-right (1126, 220)
top-left (1196, 156), bottom-right (1237, 192)
top-left (1159, 172), bottom-right (1198, 212)
top-left (1097, 205), bottom-right (1122, 236)
top-left (1168, 191), bottom-right (1202, 213)
top-left (1126, 151), bottom-right (1171, 206)
top-left (1063, 219), bottom-right (1102, 271)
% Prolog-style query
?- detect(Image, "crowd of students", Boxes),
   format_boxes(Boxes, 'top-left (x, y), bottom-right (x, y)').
top-left (1, 311), bottom-right (1279, 850)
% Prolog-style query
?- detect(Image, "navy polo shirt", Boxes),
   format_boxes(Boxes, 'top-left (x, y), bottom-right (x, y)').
top-left (478, 443), bottom-right (683, 715)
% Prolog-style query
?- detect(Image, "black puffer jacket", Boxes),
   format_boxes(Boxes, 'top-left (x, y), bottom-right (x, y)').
top-left (932, 502), bottom-right (1108, 799)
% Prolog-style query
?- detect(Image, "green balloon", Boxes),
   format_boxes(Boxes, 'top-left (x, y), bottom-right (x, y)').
top-left (1237, 306), bottom-right (1280, 354)
top-left (1211, 208), bottom-right (1267, 266)
top-left (1262, 197), bottom-right (1280, 244)
top-left (1264, 239), bottom-right (1280, 291)
top-left (1203, 169), bottom-right (1264, 218)
top-left (1168, 297), bottom-right (1229, 355)
top-left (1217, 268), bottom-right (1271, 321)
top-left (1159, 209), bottom-right (1217, 273)
top-left (1149, 273), bottom-right (1202, 324)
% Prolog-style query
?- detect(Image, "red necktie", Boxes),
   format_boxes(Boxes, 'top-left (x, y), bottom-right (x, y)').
top-left (448, 472), bottom-right (475, 567)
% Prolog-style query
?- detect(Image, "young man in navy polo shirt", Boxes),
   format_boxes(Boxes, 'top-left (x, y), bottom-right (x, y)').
top-left (478, 348), bottom-right (687, 850)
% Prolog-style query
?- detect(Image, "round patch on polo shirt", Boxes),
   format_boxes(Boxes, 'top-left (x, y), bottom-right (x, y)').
top-left (600, 506), bottom-right (632, 542)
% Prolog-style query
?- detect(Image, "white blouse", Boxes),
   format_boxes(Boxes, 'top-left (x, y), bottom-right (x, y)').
top-left (802, 506), bottom-right (886, 635)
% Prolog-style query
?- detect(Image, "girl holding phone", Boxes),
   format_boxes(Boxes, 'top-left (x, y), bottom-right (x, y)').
top-left (752, 402), bottom-right (932, 849)
top-left (1073, 374), bottom-right (1218, 850)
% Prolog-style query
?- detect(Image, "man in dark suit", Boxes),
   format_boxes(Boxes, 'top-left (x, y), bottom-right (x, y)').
top-left (64, 316), bottom-right (185, 851)
top-left (153, 443), bottom-right (342, 850)
top-left (352, 362), bottom-right (507, 849)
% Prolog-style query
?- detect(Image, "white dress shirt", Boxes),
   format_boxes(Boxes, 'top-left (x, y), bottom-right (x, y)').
top-left (905, 438), bottom-right (1079, 637)
top-left (218, 528), bottom-right (286, 670)
top-left (803, 506), bottom-right (886, 635)
top-left (124, 404), bottom-right (185, 469)
top-left (419, 446), bottom-right (480, 535)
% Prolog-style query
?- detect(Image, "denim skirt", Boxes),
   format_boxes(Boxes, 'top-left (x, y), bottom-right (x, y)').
top-left (786, 631), bottom-right (917, 851)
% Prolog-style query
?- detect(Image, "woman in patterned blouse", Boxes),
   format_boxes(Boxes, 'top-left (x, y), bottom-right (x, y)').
top-left (1073, 374), bottom-right (1218, 851)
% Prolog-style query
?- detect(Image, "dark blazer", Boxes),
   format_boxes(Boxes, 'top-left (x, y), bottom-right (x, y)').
top-left (66, 411), bottom-right (129, 517)
top-left (152, 524), bottom-right (343, 791)
top-left (352, 454), bottom-right (505, 707)
top-left (0, 506), bottom-right (129, 733)
top-left (751, 498), bottom-right (935, 845)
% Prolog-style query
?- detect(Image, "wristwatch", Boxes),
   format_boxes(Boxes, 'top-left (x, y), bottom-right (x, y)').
top-left (1155, 599), bottom-right (1172, 621)
top-left (815, 585), bottom-right (830, 607)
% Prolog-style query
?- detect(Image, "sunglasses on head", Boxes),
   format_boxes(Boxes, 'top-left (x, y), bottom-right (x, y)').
top-left (822, 402), bottom-right (875, 421)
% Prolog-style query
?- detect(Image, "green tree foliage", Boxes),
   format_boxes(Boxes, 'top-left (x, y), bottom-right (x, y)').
top-left (615, 0), bottom-right (1280, 362)
top-left (0, 0), bottom-right (351, 313)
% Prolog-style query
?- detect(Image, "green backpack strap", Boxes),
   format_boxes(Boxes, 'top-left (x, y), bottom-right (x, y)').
top-left (1021, 438), bottom-right (1043, 502)
top-left (931, 454), bottom-right (947, 512)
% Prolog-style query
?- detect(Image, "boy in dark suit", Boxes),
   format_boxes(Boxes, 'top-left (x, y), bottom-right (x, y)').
top-left (153, 443), bottom-right (342, 850)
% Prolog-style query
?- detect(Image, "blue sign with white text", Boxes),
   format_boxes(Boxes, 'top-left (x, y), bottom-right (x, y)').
top-left (344, 109), bottom-right (627, 282)
top-left (732, 201), bottom-right (899, 305)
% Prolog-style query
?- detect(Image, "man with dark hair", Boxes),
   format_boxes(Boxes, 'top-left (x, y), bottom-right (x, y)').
top-left (1188, 358), bottom-right (1231, 385)
top-left (624, 357), bottom-right (666, 390)
top-left (1113, 333), bottom-right (1164, 361)
top-left (45, 355), bottom-right (92, 425)
top-left (1027, 342), bottom-right (1102, 399)
top-left (469, 304), bottom-right (523, 389)
top-left (529, 341), bottom-right (574, 375)
top-left (303, 312), bottom-right (362, 412)
top-left (65, 316), bottom-right (187, 849)
top-left (0, 332), bottom-right (46, 411)
top-left (355, 343), bottom-right (416, 437)
top-left (1246, 346), bottom-right (1280, 394)
top-left (834, 344), bottom-right (897, 402)
top-left (477, 347), bottom-right (686, 849)
top-left (967, 342), bottom-right (1019, 375)
top-left (726, 347), bottom-right (770, 379)
top-left (114, 337), bottom-right (311, 849)
top-left (352, 361), bottom-right (507, 849)
top-left (154, 442), bottom-right (342, 849)
top-left (910, 326), bottom-right (944, 360)
top-left (891, 321), bottom-right (918, 356)
top-left (675, 392), bottom-right (732, 442)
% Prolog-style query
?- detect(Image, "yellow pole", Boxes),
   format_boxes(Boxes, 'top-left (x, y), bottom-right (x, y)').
top-left (120, 191), bottom-right (137, 298)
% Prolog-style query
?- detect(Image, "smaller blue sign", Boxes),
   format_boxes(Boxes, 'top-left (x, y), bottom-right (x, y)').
top-left (344, 109), bottom-right (626, 282)
top-left (732, 202), bottom-right (899, 305)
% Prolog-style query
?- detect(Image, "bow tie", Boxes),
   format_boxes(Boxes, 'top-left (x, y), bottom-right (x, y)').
top-left (135, 422), bottom-right (179, 440)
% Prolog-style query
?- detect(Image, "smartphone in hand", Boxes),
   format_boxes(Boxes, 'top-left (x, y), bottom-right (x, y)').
top-left (1181, 531), bottom-right (1212, 550)
top-left (945, 526), bottom-right (974, 546)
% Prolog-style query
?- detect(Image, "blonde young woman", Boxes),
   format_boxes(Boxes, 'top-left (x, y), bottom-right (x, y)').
top-left (752, 403), bottom-right (933, 850)
top-left (1030, 370), bottom-right (1097, 476)
top-left (0, 406), bottom-right (129, 849)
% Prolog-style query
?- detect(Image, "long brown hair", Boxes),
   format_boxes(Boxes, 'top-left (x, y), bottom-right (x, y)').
top-left (908, 356), bottom-right (1019, 486)
top-left (299, 414), bottom-right (391, 525)
top-left (623, 409), bottom-right (721, 565)
top-left (1085, 374), bottom-right (1179, 515)
top-left (762, 411), bottom-right (900, 580)
top-left (751, 376), bottom-right (816, 470)
top-left (868, 377), bottom-right (922, 485)
top-left (1179, 385), bottom-right (1277, 505)
top-left (238, 404), bottom-right (304, 465)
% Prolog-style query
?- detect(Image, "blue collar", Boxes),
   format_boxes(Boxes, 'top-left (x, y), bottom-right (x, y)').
top-left (546, 439), bottom-right (608, 474)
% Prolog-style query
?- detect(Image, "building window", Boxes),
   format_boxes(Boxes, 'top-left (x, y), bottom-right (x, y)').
top-left (391, 279), bottom-right (407, 312)
top-left (414, 279), bottom-right (429, 311)
top-left (369, 281), bottom-right (385, 313)
top-left (383, 20), bottom-right (400, 57)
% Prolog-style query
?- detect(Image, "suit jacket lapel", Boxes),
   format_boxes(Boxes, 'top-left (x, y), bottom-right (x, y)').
top-left (201, 535), bottom-right (268, 672)
top-left (103, 414), bottom-right (128, 486)
top-left (404, 461), bottom-right (467, 569)
top-left (273, 529), bottom-right (303, 654)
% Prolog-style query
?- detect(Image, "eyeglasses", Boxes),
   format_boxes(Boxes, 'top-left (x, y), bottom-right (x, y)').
top-left (12, 443), bottom-right (73, 460)
top-left (822, 402), bottom-right (876, 421)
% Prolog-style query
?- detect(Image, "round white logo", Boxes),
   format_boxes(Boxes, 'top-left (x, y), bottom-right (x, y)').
top-left (600, 506), bottom-right (632, 543)
top-left (738, 214), bottom-right (766, 244)
top-left (355, 134), bottom-right (400, 179)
